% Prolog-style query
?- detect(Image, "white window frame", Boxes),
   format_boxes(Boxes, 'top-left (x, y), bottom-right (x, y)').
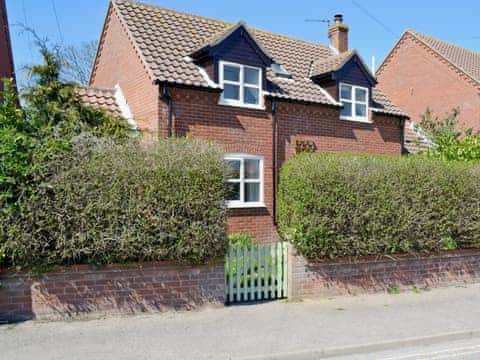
top-left (224, 153), bottom-right (264, 208)
top-left (218, 61), bottom-right (264, 110)
top-left (339, 83), bottom-right (370, 123)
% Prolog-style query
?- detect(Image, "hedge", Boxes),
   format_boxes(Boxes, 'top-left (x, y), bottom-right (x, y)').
top-left (1, 136), bottom-right (228, 268)
top-left (278, 153), bottom-right (480, 259)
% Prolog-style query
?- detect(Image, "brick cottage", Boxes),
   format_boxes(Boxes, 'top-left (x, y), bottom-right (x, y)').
top-left (85, 0), bottom-right (407, 243)
top-left (377, 30), bottom-right (480, 153)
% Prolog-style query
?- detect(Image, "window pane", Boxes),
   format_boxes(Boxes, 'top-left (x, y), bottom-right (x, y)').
top-left (244, 67), bottom-right (260, 85)
top-left (244, 159), bottom-right (260, 179)
top-left (245, 183), bottom-right (260, 202)
top-left (340, 84), bottom-right (352, 100)
top-left (227, 183), bottom-right (240, 201)
top-left (355, 103), bottom-right (367, 118)
top-left (355, 87), bottom-right (367, 102)
top-left (223, 65), bottom-right (240, 82)
top-left (226, 160), bottom-right (241, 179)
top-left (224, 84), bottom-right (240, 100)
top-left (340, 102), bottom-right (352, 117)
top-left (244, 87), bottom-right (259, 105)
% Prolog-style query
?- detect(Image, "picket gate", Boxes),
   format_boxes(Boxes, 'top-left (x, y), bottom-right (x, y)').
top-left (225, 242), bottom-right (288, 303)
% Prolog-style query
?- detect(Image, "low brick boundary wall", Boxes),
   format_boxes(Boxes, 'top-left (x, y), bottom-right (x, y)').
top-left (288, 248), bottom-right (480, 298)
top-left (0, 261), bottom-right (225, 321)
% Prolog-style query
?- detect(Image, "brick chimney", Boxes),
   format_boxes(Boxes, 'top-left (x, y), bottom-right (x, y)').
top-left (328, 14), bottom-right (349, 53)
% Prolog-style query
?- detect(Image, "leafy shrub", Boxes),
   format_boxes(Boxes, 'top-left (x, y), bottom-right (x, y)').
top-left (2, 138), bottom-right (228, 268)
top-left (0, 45), bottom-right (129, 210)
top-left (228, 232), bottom-right (255, 248)
top-left (278, 153), bottom-right (480, 259)
top-left (417, 108), bottom-right (480, 161)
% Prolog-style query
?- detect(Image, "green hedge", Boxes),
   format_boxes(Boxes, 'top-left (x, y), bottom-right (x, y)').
top-left (1, 137), bottom-right (228, 268)
top-left (278, 153), bottom-right (480, 259)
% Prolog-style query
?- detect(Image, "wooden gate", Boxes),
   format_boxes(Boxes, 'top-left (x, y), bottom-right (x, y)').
top-left (225, 242), bottom-right (288, 303)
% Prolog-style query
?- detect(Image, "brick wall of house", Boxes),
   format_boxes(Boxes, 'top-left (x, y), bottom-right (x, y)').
top-left (377, 32), bottom-right (480, 130)
top-left (168, 87), bottom-right (278, 243)
top-left (0, 261), bottom-right (225, 321)
top-left (288, 248), bottom-right (480, 298)
top-left (91, 6), bottom-right (160, 134)
top-left (166, 87), bottom-right (402, 243)
top-left (0, 0), bottom-right (15, 92)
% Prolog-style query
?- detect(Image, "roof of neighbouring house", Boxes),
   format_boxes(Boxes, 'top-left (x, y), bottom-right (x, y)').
top-left (403, 120), bottom-right (433, 154)
top-left (382, 30), bottom-right (480, 84)
top-left (77, 86), bottom-right (123, 117)
top-left (92, 0), bottom-right (405, 117)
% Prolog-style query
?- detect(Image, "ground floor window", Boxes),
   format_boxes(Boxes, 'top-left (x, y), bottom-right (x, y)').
top-left (224, 154), bottom-right (264, 208)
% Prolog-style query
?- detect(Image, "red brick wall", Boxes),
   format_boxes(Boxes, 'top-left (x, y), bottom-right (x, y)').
top-left (0, 0), bottom-right (15, 92)
top-left (165, 87), bottom-right (402, 243)
top-left (91, 5), bottom-right (160, 134)
top-left (377, 32), bottom-right (480, 130)
top-left (0, 261), bottom-right (225, 321)
top-left (288, 248), bottom-right (480, 298)
top-left (168, 87), bottom-right (278, 243)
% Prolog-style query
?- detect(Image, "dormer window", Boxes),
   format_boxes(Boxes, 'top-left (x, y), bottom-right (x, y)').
top-left (219, 61), bottom-right (263, 109)
top-left (339, 83), bottom-right (369, 122)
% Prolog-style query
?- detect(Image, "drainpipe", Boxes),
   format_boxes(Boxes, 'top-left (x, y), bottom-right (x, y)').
top-left (400, 117), bottom-right (406, 154)
top-left (271, 99), bottom-right (278, 225)
top-left (161, 82), bottom-right (173, 137)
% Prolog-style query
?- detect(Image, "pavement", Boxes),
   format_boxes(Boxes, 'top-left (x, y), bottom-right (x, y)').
top-left (2, 283), bottom-right (480, 360)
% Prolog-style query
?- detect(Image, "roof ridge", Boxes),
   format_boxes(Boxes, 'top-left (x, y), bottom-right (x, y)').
top-left (78, 85), bottom-right (116, 92)
top-left (113, 0), bottom-right (331, 52)
top-left (407, 29), bottom-right (480, 57)
top-left (405, 29), bottom-right (480, 84)
top-left (313, 50), bottom-right (354, 64)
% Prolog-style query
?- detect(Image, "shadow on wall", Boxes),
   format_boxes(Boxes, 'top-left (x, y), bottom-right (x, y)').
top-left (0, 261), bottom-right (225, 322)
top-left (290, 250), bottom-right (480, 298)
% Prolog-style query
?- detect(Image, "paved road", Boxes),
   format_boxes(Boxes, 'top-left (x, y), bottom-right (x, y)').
top-left (333, 338), bottom-right (480, 360)
top-left (2, 284), bottom-right (480, 360)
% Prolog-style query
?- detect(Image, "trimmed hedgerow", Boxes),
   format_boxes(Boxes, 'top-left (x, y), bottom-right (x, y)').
top-left (1, 136), bottom-right (228, 268)
top-left (278, 153), bottom-right (480, 259)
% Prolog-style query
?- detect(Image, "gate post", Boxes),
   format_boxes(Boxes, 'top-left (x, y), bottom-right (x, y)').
top-left (286, 242), bottom-right (296, 300)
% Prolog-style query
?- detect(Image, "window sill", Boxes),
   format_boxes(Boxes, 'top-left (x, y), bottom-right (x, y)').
top-left (340, 116), bottom-right (372, 124)
top-left (227, 202), bottom-right (266, 209)
top-left (218, 100), bottom-right (266, 111)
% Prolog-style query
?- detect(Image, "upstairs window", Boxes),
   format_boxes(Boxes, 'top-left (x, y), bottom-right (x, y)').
top-left (339, 83), bottom-right (369, 122)
top-left (219, 61), bottom-right (262, 108)
top-left (225, 154), bottom-right (264, 208)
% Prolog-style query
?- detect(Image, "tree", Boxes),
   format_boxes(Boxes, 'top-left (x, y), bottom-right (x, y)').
top-left (419, 108), bottom-right (480, 161)
top-left (0, 42), bottom-right (129, 209)
top-left (418, 107), bottom-right (462, 141)
top-left (60, 41), bottom-right (98, 85)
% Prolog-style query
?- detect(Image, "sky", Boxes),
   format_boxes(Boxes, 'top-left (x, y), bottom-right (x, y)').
top-left (5, 0), bottom-right (480, 86)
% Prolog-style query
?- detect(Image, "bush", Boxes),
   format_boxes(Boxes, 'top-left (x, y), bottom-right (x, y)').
top-left (228, 233), bottom-right (255, 248)
top-left (2, 138), bottom-right (228, 268)
top-left (278, 153), bottom-right (480, 259)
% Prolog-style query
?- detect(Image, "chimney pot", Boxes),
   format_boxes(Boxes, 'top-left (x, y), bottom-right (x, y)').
top-left (329, 14), bottom-right (349, 53)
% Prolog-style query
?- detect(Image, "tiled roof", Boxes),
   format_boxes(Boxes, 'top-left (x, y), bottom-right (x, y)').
top-left (408, 30), bottom-right (480, 84)
top-left (371, 88), bottom-right (407, 117)
top-left (77, 86), bottom-right (122, 117)
top-left (108, 0), bottom-right (405, 116)
top-left (311, 51), bottom-right (354, 77)
top-left (403, 120), bottom-right (433, 154)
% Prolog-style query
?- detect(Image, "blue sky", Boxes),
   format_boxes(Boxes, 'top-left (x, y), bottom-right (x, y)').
top-left (6, 0), bottom-right (480, 86)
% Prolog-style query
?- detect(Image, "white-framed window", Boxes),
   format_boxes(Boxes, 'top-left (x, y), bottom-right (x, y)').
top-left (224, 154), bottom-right (264, 208)
top-left (219, 61), bottom-right (263, 109)
top-left (339, 83), bottom-right (369, 122)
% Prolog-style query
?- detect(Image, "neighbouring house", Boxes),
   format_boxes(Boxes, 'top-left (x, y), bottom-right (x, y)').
top-left (86, 0), bottom-right (407, 243)
top-left (0, 0), bottom-right (15, 92)
top-left (377, 30), bottom-right (480, 153)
